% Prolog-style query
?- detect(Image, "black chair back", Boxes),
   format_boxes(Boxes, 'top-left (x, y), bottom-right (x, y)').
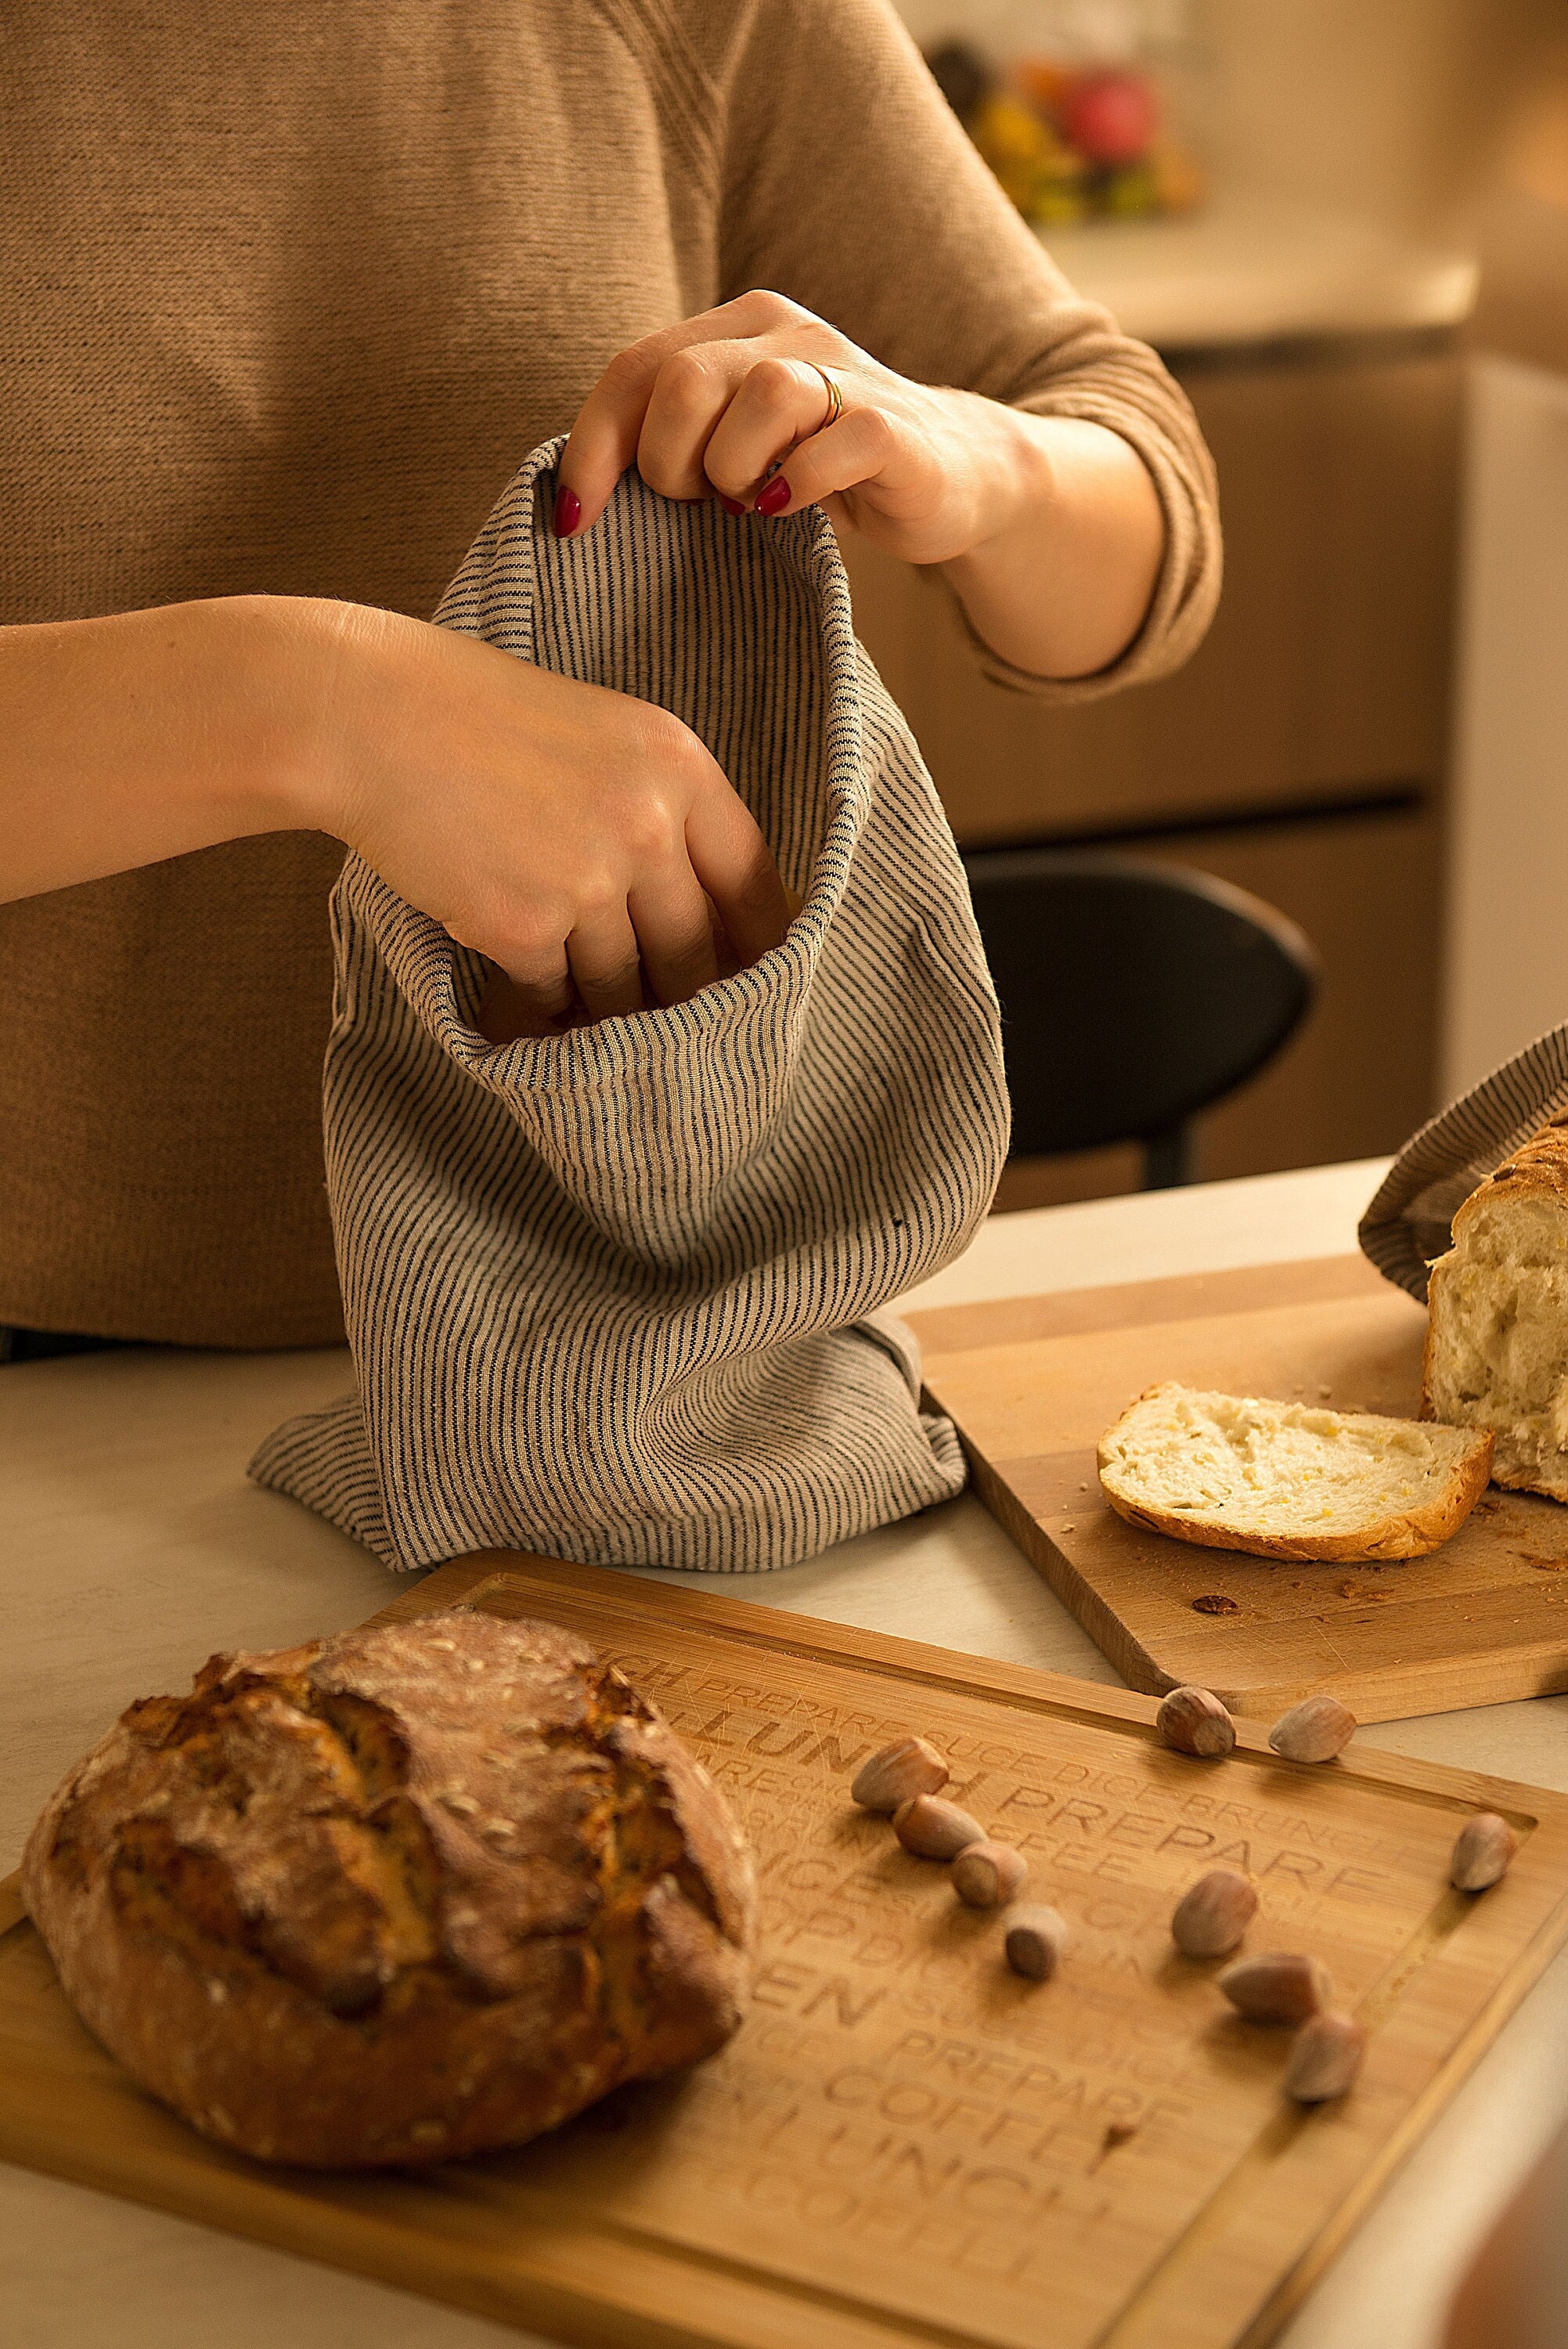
top-left (961, 848), bottom-right (1317, 1189)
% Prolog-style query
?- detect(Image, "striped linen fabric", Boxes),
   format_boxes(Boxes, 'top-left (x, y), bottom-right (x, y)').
top-left (251, 438), bottom-right (1011, 1573)
top-left (1361, 1023), bottom-right (1568, 1300)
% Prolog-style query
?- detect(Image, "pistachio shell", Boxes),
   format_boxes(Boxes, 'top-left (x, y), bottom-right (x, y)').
top-left (1268, 1695), bottom-right (1357, 1764)
top-left (850, 1737), bottom-right (950, 1813)
top-left (1450, 1812), bottom-right (1517, 1892)
top-left (952, 1840), bottom-right (1028, 1908)
top-left (1285, 2010), bottom-right (1366, 2102)
top-left (1170, 1867), bottom-right (1257, 1958)
top-left (893, 1794), bottom-right (986, 1860)
top-left (1155, 1686), bottom-right (1237, 1759)
top-left (1004, 1904), bottom-right (1070, 1981)
top-left (1217, 1949), bottom-right (1332, 2024)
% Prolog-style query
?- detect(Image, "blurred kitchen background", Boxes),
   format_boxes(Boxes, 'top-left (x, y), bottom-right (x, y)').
top-left (856, 0), bottom-right (1568, 1209)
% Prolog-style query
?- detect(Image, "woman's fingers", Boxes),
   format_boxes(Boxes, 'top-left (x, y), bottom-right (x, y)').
top-left (684, 781), bottom-right (794, 967)
top-left (628, 869), bottom-right (725, 1008)
top-left (560, 343), bottom-right (674, 532)
top-left (567, 903), bottom-right (645, 1021)
top-left (558, 295), bottom-right (801, 532)
top-left (701, 359), bottom-right (840, 504)
top-left (748, 406), bottom-right (906, 519)
top-left (635, 342), bottom-right (752, 503)
top-left (475, 945), bottom-right (575, 1044)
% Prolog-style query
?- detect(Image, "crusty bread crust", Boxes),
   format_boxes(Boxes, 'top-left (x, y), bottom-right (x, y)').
top-left (21, 1610), bottom-right (754, 2169)
top-left (1450, 1115), bottom-right (1568, 1243)
top-left (1422, 1116), bottom-right (1568, 1500)
top-left (1099, 1384), bottom-right (1494, 1564)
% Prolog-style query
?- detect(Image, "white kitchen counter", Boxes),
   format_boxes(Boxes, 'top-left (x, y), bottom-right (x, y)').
top-left (1045, 193), bottom-right (1477, 352)
top-left (4, 1156), bottom-right (1564, 2349)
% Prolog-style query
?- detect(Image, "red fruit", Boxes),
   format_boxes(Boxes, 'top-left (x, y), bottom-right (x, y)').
top-left (1062, 71), bottom-right (1159, 167)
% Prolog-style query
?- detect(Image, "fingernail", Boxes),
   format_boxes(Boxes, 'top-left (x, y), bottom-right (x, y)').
top-left (718, 493), bottom-right (746, 517)
top-left (755, 476), bottom-right (791, 517)
top-left (553, 485), bottom-right (581, 537)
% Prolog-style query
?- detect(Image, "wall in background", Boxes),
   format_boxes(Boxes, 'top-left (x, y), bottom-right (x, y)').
top-left (1197, 0), bottom-right (1557, 231)
top-left (1444, 359), bottom-right (1568, 1096)
top-left (1442, 43), bottom-right (1568, 1095)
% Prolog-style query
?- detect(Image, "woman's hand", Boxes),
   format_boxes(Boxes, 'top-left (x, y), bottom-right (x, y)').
top-left (558, 289), bottom-right (1015, 566)
top-left (557, 289), bottom-right (1166, 681)
top-left (309, 602), bottom-right (791, 1033)
top-left (0, 597), bottom-right (792, 1035)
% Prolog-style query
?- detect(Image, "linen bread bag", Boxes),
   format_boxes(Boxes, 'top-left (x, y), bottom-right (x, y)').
top-left (1361, 1021), bottom-right (1568, 1499)
top-left (251, 438), bottom-right (1011, 1573)
top-left (1360, 1023), bottom-right (1568, 1300)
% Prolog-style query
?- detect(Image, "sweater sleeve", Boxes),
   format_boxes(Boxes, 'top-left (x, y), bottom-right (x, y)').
top-left (710, 0), bottom-right (1220, 699)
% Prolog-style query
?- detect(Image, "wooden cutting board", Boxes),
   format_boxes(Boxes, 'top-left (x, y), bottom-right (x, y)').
top-left (5, 1553), bottom-right (1568, 2349)
top-left (908, 1254), bottom-right (1568, 1725)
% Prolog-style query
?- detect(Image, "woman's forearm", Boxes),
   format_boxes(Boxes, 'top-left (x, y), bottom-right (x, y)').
top-left (0, 593), bottom-right (790, 1019)
top-left (937, 408), bottom-right (1166, 681)
top-left (0, 597), bottom-right (324, 903)
top-left (554, 294), bottom-right (1170, 687)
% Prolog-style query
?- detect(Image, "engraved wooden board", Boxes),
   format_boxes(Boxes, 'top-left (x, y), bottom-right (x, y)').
top-left (908, 1254), bottom-right (1568, 1725)
top-left (5, 1553), bottom-right (1568, 2348)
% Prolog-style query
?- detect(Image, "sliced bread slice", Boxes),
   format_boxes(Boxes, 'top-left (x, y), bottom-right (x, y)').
top-left (1098, 1382), bottom-right (1494, 1563)
top-left (1423, 1119), bottom-right (1568, 1502)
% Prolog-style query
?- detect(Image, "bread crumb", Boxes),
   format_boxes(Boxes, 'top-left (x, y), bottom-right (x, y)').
top-left (1192, 1593), bottom-right (1240, 1615)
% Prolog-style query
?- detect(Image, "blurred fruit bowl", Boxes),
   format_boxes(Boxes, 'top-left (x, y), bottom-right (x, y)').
top-left (928, 41), bottom-right (1204, 227)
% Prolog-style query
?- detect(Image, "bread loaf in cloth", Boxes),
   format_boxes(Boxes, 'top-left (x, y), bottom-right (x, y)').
top-left (1360, 1023), bottom-right (1568, 1300)
top-left (1363, 1027), bottom-right (1568, 1500)
top-left (251, 438), bottom-right (1010, 1572)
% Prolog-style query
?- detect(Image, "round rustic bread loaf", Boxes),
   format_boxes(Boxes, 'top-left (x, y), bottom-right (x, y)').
top-left (21, 1607), bottom-right (754, 2167)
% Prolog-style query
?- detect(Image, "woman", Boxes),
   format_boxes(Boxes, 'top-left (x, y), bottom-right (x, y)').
top-left (0, 0), bottom-right (1219, 1355)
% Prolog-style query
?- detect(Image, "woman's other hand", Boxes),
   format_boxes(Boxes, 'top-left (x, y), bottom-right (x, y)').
top-left (0, 596), bottom-right (792, 1036)
top-left (556, 290), bottom-right (1166, 680)
top-left (312, 603), bottom-right (791, 1034)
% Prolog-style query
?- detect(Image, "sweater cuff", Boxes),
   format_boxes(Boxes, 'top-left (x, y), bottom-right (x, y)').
top-left (947, 385), bottom-right (1222, 704)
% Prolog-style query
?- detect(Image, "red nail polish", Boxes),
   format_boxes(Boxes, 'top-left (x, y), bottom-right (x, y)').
top-left (755, 476), bottom-right (791, 517)
top-left (718, 493), bottom-right (746, 517)
top-left (553, 485), bottom-right (581, 537)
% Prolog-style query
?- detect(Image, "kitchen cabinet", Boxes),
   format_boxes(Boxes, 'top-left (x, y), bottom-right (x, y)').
top-left (841, 326), bottom-right (1464, 1203)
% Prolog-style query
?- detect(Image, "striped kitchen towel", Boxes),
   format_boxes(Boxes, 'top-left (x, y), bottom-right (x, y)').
top-left (250, 438), bottom-right (1010, 1573)
top-left (1361, 1023), bottom-right (1568, 1299)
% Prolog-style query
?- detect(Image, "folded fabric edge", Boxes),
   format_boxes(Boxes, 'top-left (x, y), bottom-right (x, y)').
top-left (247, 1355), bottom-right (969, 1579)
top-left (247, 1392), bottom-right (407, 1571)
top-left (1357, 1019), bottom-right (1568, 1302)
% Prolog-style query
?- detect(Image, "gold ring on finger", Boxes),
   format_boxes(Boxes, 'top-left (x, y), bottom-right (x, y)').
top-left (811, 364), bottom-right (844, 433)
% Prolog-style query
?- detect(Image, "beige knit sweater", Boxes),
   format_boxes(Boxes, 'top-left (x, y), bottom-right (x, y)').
top-left (0, 0), bottom-right (1220, 1348)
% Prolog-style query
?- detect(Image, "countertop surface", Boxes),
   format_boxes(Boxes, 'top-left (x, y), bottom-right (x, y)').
top-left (1046, 193), bottom-right (1478, 353)
top-left (4, 1156), bottom-right (1566, 2349)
